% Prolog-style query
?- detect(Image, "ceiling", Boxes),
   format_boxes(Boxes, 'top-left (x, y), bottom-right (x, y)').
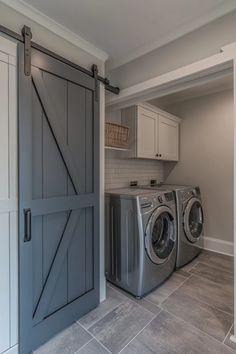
top-left (8, 0), bottom-right (236, 69)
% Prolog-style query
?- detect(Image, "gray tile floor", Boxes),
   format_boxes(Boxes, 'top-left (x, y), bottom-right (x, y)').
top-left (35, 250), bottom-right (235, 354)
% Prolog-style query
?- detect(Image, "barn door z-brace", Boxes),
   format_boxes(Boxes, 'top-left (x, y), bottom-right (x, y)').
top-left (19, 25), bottom-right (119, 95)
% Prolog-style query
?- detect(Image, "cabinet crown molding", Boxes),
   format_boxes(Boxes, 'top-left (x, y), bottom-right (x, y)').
top-left (137, 102), bottom-right (181, 123)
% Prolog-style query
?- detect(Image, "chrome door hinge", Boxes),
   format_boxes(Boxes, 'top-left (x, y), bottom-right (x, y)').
top-left (22, 25), bottom-right (32, 76)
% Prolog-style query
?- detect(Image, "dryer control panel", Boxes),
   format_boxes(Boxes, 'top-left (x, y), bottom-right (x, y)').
top-left (179, 186), bottom-right (201, 202)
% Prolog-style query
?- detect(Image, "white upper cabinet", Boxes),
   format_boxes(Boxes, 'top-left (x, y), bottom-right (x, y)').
top-left (137, 106), bottom-right (157, 158)
top-left (158, 114), bottom-right (179, 161)
top-left (121, 104), bottom-right (180, 161)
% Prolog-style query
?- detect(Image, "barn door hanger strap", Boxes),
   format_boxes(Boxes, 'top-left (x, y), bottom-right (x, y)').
top-left (22, 25), bottom-right (32, 76)
top-left (92, 64), bottom-right (99, 101)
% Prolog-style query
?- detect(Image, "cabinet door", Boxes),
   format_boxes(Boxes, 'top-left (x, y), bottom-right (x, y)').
top-left (158, 115), bottom-right (179, 161)
top-left (137, 106), bottom-right (157, 158)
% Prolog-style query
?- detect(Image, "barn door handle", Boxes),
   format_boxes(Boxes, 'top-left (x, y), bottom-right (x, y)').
top-left (24, 208), bottom-right (32, 242)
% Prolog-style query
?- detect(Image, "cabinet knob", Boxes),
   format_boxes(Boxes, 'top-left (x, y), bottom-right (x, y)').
top-left (156, 154), bottom-right (159, 157)
top-left (159, 154), bottom-right (162, 157)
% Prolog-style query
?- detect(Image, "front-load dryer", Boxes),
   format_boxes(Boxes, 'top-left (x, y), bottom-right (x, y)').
top-left (105, 188), bottom-right (177, 298)
top-left (161, 185), bottom-right (204, 268)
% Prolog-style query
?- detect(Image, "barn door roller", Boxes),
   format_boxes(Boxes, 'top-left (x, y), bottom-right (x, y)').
top-left (22, 25), bottom-right (32, 76)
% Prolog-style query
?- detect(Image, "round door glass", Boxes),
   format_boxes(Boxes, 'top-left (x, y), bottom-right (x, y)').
top-left (188, 201), bottom-right (203, 239)
top-left (151, 212), bottom-right (175, 261)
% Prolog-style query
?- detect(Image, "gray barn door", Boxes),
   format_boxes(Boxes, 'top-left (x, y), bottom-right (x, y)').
top-left (18, 43), bottom-right (100, 354)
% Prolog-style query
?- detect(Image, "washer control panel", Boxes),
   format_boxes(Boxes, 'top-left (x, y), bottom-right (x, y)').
top-left (140, 191), bottom-right (174, 209)
top-left (165, 192), bottom-right (174, 201)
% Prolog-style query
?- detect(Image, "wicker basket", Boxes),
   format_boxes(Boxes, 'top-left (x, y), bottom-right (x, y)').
top-left (105, 122), bottom-right (129, 149)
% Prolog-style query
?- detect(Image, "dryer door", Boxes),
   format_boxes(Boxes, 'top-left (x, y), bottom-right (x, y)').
top-left (183, 197), bottom-right (203, 243)
top-left (145, 206), bottom-right (176, 265)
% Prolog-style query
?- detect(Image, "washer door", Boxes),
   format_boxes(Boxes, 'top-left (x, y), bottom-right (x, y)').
top-left (145, 206), bottom-right (176, 265)
top-left (183, 197), bottom-right (203, 243)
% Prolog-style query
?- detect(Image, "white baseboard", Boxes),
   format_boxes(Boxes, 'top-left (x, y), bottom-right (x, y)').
top-left (203, 236), bottom-right (233, 256)
top-left (2, 345), bottom-right (18, 354)
top-left (230, 335), bottom-right (236, 344)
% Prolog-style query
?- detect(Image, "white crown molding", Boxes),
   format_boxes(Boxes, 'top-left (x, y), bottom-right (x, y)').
top-left (107, 0), bottom-right (236, 71)
top-left (0, 0), bottom-right (108, 62)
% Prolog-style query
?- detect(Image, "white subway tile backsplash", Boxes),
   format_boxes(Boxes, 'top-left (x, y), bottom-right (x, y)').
top-left (105, 150), bottom-right (164, 189)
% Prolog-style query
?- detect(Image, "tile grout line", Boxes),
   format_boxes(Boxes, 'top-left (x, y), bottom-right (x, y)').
top-left (189, 270), bottom-right (234, 289)
top-left (162, 273), bottom-right (193, 300)
top-left (75, 338), bottom-right (93, 353)
top-left (101, 267), bottom-right (233, 350)
top-left (145, 273), bottom-right (192, 308)
top-left (78, 320), bottom-right (112, 354)
top-left (77, 255), bottom-right (233, 353)
top-left (223, 322), bottom-right (234, 344)
top-left (183, 261), bottom-right (200, 272)
top-left (107, 282), bottom-right (160, 315)
top-left (182, 274), bottom-right (234, 317)
top-left (162, 308), bottom-right (236, 353)
top-left (118, 311), bottom-right (162, 354)
top-left (77, 302), bottom-right (124, 335)
top-left (108, 255), bottom-right (228, 311)
top-left (191, 257), bottom-right (233, 272)
top-left (162, 272), bottom-right (234, 318)
top-left (198, 259), bottom-right (233, 272)
top-left (190, 265), bottom-right (234, 281)
top-left (80, 284), bottom-right (156, 354)
top-left (77, 290), bottom-right (126, 331)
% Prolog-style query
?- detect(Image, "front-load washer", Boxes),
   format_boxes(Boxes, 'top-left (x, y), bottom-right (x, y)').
top-left (160, 185), bottom-right (204, 268)
top-left (136, 183), bottom-right (204, 268)
top-left (105, 188), bottom-right (177, 298)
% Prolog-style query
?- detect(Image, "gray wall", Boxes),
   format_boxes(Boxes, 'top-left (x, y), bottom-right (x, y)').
top-left (164, 90), bottom-right (234, 243)
top-left (108, 10), bottom-right (236, 89)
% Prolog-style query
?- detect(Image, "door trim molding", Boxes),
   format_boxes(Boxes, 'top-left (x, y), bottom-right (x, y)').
top-left (2, 345), bottom-right (18, 354)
